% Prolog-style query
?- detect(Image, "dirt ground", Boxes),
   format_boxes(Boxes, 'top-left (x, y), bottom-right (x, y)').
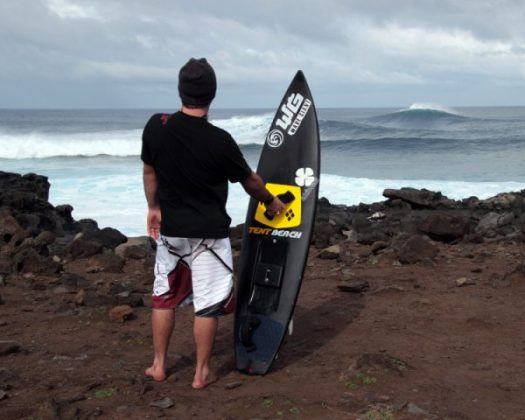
top-left (1, 239), bottom-right (525, 419)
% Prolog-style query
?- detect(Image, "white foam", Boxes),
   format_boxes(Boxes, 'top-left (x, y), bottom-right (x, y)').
top-left (211, 113), bottom-right (273, 145)
top-left (0, 114), bottom-right (274, 159)
top-left (48, 171), bottom-right (525, 237)
top-left (0, 129), bottom-right (142, 159)
top-left (319, 174), bottom-right (525, 205)
top-left (405, 103), bottom-right (459, 115)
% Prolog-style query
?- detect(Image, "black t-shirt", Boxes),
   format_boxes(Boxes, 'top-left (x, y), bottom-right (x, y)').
top-left (141, 111), bottom-right (252, 238)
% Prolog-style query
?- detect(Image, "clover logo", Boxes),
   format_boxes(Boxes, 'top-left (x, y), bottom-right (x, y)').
top-left (295, 167), bottom-right (315, 187)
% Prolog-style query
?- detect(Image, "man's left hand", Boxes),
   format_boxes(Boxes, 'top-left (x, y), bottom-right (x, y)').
top-left (147, 207), bottom-right (161, 240)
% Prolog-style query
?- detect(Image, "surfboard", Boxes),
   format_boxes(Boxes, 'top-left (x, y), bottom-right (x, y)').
top-left (234, 71), bottom-right (320, 375)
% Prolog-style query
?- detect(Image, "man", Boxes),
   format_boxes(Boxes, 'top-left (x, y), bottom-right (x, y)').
top-left (142, 57), bottom-right (285, 388)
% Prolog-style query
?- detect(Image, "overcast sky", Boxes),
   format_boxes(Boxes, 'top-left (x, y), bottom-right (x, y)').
top-left (1, 0), bottom-right (524, 108)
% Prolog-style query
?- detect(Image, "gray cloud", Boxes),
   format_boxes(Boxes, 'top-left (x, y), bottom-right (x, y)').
top-left (0, 0), bottom-right (524, 107)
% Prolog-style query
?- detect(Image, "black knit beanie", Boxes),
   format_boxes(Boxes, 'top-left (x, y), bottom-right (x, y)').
top-left (178, 58), bottom-right (217, 106)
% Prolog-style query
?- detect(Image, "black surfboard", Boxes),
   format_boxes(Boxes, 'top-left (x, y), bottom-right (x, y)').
top-left (234, 71), bottom-right (320, 375)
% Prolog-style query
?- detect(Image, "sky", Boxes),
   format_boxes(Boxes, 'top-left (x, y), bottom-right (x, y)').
top-left (1, 0), bottom-right (525, 108)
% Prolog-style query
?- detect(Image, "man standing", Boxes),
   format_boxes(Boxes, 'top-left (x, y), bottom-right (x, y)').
top-left (142, 58), bottom-right (285, 388)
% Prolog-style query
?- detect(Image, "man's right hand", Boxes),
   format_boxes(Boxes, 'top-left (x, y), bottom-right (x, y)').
top-left (147, 207), bottom-right (161, 240)
top-left (265, 196), bottom-right (286, 217)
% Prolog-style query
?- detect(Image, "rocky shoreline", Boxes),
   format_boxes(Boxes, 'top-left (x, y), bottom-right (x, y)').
top-left (1, 170), bottom-right (525, 419)
top-left (4, 170), bottom-right (524, 279)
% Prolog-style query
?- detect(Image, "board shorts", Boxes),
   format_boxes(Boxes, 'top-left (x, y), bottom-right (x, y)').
top-left (151, 235), bottom-right (235, 317)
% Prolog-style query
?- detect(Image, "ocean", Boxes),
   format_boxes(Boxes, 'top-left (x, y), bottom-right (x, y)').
top-left (1, 105), bottom-right (525, 236)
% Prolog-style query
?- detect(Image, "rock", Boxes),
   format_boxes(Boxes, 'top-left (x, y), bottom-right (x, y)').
top-left (479, 193), bottom-right (517, 210)
top-left (383, 188), bottom-right (445, 208)
top-left (313, 222), bottom-right (340, 249)
top-left (476, 212), bottom-right (514, 234)
top-left (418, 212), bottom-right (469, 242)
top-left (55, 204), bottom-right (74, 224)
top-left (123, 245), bottom-right (148, 260)
top-left (338, 279), bottom-right (370, 293)
top-left (109, 305), bottom-right (134, 322)
top-left (338, 242), bottom-right (358, 265)
top-left (367, 212), bottom-right (386, 220)
top-left (60, 272), bottom-right (89, 292)
top-left (504, 263), bottom-right (525, 283)
top-left (370, 241), bottom-right (389, 254)
top-left (0, 212), bottom-right (24, 243)
top-left (76, 219), bottom-right (99, 234)
top-left (0, 390), bottom-right (7, 400)
top-left (149, 397), bottom-right (175, 409)
top-left (115, 236), bottom-right (154, 259)
top-left (455, 277), bottom-right (468, 287)
top-left (110, 283), bottom-right (132, 297)
top-left (407, 402), bottom-right (428, 415)
top-left (83, 227), bottom-right (127, 250)
top-left (13, 248), bottom-right (61, 274)
top-left (225, 381), bottom-right (243, 390)
top-left (82, 291), bottom-right (112, 307)
top-left (0, 251), bottom-right (13, 274)
top-left (0, 341), bottom-right (21, 356)
top-left (34, 230), bottom-right (56, 247)
top-left (90, 253), bottom-right (125, 273)
top-left (75, 289), bottom-right (86, 305)
top-left (113, 294), bottom-right (144, 308)
top-left (318, 244), bottom-right (340, 260)
top-left (392, 234), bottom-right (438, 264)
top-left (69, 238), bottom-right (103, 259)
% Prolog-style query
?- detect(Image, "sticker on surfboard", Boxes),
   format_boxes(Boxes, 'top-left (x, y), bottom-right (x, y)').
top-left (254, 183), bottom-right (302, 228)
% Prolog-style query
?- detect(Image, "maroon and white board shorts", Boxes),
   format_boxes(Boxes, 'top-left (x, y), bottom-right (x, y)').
top-left (152, 236), bottom-right (235, 317)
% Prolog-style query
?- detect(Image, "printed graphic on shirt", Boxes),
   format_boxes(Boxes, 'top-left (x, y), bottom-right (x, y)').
top-left (254, 183), bottom-right (302, 229)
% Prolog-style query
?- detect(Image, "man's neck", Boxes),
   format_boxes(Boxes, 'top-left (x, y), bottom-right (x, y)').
top-left (181, 105), bottom-right (209, 118)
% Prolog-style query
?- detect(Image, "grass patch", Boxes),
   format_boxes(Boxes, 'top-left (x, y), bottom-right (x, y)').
top-left (93, 388), bottom-right (117, 398)
top-left (344, 372), bottom-right (378, 389)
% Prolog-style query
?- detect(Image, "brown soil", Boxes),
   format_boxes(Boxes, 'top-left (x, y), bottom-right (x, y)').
top-left (1, 240), bottom-right (525, 419)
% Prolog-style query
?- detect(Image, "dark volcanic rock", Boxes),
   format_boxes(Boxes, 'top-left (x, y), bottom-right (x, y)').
top-left (475, 212), bottom-right (514, 235)
top-left (392, 234), bottom-right (438, 264)
top-left (91, 253), bottom-right (126, 273)
top-left (13, 248), bottom-right (61, 274)
top-left (313, 222), bottom-right (340, 249)
top-left (0, 341), bottom-right (21, 356)
top-left (60, 272), bottom-right (89, 292)
top-left (115, 236), bottom-right (154, 259)
top-left (69, 238), bottom-right (103, 259)
top-left (383, 188), bottom-right (447, 209)
top-left (338, 279), bottom-right (370, 293)
top-left (83, 227), bottom-right (127, 250)
top-left (418, 212), bottom-right (470, 242)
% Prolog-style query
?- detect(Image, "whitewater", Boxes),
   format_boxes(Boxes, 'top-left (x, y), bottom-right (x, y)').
top-left (1, 106), bottom-right (524, 236)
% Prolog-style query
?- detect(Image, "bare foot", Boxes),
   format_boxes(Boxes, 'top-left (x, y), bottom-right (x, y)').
top-left (192, 371), bottom-right (217, 389)
top-left (145, 364), bottom-right (167, 382)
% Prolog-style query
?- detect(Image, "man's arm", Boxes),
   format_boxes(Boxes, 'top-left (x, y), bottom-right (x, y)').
top-left (240, 171), bottom-right (285, 216)
top-left (143, 163), bottom-right (161, 239)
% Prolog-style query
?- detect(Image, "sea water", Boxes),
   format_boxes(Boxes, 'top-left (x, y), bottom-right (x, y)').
top-left (1, 105), bottom-right (524, 236)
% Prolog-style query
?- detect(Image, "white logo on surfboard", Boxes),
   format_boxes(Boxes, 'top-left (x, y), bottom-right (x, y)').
top-left (276, 93), bottom-right (312, 136)
top-left (295, 167), bottom-right (315, 187)
top-left (266, 129), bottom-right (284, 148)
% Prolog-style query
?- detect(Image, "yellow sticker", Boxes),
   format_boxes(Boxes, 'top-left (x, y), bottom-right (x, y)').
top-left (254, 183), bottom-right (302, 228)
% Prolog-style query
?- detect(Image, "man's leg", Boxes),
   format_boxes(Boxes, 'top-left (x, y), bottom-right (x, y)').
top-left (192, 315), bottom-right (218, 389)
top-left (145, 308), bottom-right (175, 381)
